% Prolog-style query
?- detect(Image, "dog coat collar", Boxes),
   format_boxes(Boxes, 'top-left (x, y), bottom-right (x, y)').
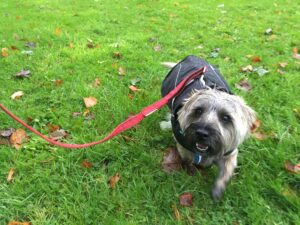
top-left (161, 55), bottom-right (233, 154)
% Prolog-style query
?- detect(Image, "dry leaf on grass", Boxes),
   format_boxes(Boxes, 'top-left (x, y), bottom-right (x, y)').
top-left (251, 56), bottom-right (261, 63)
top-left (9, 128), bottom-right (28, 149)
top-left (251, 119), bottom-right (261, 133)
top-left (235, 78), bottom-right (252, 92)
top-left (252, 131), bottom-right (270, 140)
top-left (129, 85), bottom-right (140, 92)
top-left (93, 78), bottom-right (101, 87)
top-left (47, 124), bottom-right (60, 132)
top-left (118, 67), bottom-right (126, 75)
top-left (153, 45), bottom-right (161, 52)
top-left (1, 128), bottom-right (15, 137)
top-left (292, 47), bottom-right (300, 59)
top-left (161, 147), bottom-right (182, 173)
top-left (11, 91), bottom-right (24, 100)
top-left (8, 221), bottom-right (31, 225)
top-left (81, 159), bottom-right (93, 168)
top-left (241, 65), bottom-right (253, 72)
top-left (7, 168), bottom-right (15, 182)
top-left (1, 48), bottom-right (8, 57)
top-left (49, 129), bottom-right (67, 141)
top-left (83, 96), bottom-right (97, 108)
top-left (179, 192), bottom-right (193, 207)
top-left (278, 62), bottom-right (288, 68)
top-left (284, 160), bottom-right (300, 174)
top-left (172, 203), bottom-right (181, 220)
top-left (15, 70), bottom-right (31, 78)
top-left (108, 173), bottom-right (120, 189)
top-left (113, 51), bottom-right (122, 59)
top-left (54, 79), bottom-right (64, 86)
top-left (55, 27), bottom-right (62, 36)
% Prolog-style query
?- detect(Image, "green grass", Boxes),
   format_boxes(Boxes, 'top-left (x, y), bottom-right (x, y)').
top-left (0, 0), bottom-right (299, 224)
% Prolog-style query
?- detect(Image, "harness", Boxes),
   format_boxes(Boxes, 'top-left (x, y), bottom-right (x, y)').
top-left (161, 55), bottom-right (235, 164)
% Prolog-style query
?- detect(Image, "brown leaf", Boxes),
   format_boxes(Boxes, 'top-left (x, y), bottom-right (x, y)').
top-left (118, 67), bottom-right (126, 75)
top-left (277, 69), bottom-right (285, 75)
top-left (92, 78), bottom-right (101, 87)
top-left (10, 46), bottom-right (18, 50)
top-left (179, 192), bottom-right (193, 207)
top-left (251, 119), bottom-right (261, 133)
top-left (241, 65), bottom-right (253, 72)
top-left (284, 160), bottom-right (300, 174)
top-left (153, 45), bottom-right (161, 52)
top-left (172, 203), bottom-right (181, 220)
top-left (55, 27), bottom-right (62, 36)
top-left (128, 93), bottom-right (134, 100)
top-left (47, 124), bottom-right (60, 132)
top-left (72, 112), bottom-right (81, 117)
top-left (87, 41), bottom-right (94, 48)
top-left (83, 96), bottom-right (97, 108)
top-left (161, 147), bottom-right (182, 173)
top-left (49, 129), bottom-right (67, 141)
top-left (9, 129), bottom-right (28, 149)
top-left (292, 47), bottom-right (300, 59)
top-left (251, 56), bottom-right (261, 63)
top-left (252, 131), bottom-right (269, 140)
top-left (8, 221), bottom-right (31, 225)
top-left (278, 62), bottom-right (288, 68)
top-left (81, 159), bottom-right (93, 168)
top-left (1, 48), bottom-right (8, 57)
top-left (108, 173), bottom-right (120, 189)
top-left (235, 78), bottom-right (252, 92)
top-left (129, 85), bottom-right (140, 92)
top-left (1, 128), bottom-right (15, 137)
top-left (113, 51), bottom-right (122, 59)
top-left (54, 79), bottom-right (64, 86)
top-left (7, 168), bottom-right (15, 182)
top-left (121, 135), bottom-right (135, 142)
top-left (11, 91), bottom-right (24, 100)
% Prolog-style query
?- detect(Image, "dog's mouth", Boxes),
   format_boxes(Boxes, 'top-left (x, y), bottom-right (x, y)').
top-left (196, 142), bottom-right (209, 152)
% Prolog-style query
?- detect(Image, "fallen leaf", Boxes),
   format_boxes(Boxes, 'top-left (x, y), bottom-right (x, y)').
top-left (108, 173), bottom-right (120, 189)
top-left (0, 128), bottom-right (15, 137)
top-left (54, 79), bottom-right (64, 86)
top-left (154, 45), bottom-right (161, 52)
top-left (72, 112), bottom-right (81, 117)
top-left (49, 129), bottom-right (67, 141)
top-left (252, 131), bottom-right (269, 140)
top-left (1, 48), bottom-right (8, 57)
top-left (241, 65), bottom-right (253, 72)
top-left (251, 56), bottom-right (261, 63)
top-left (81, 159), bottom-right (93, 168)
top-left (128, 93), bottom-right (134, 100)
top-left (92, 78), bottom-right (101, 87)
top-left (277, 69), bottom-right (285, 75)
top-left (251, 119), bottom-right (261, 133)
top-left (15, 70), bottom-right (31, 78)
top-left (83, 96), bottom-right (97, 108)
top-left (25, 42), bottom-right (36, 48)
top-left (83, 108), bottom-right (90, 117)
top-left (161, 147), bottom-right (182, 173)
top-left (55, 27), bottom-right (62, 36)
top-left (47, 124), bottom-right (60, 132)
top-left (7, 168), bottom-right (15, 182)
top-left (9, 128), bottom-right (28, 149)
top-left (292, 47), bottom-right (300, 59)
top-left (121, 135), bottom-right (135, 142)
top-left (235, 78), bottom-right (252, 92)
top-left (10, 46), bottom-right (18, 50)
top-left (113, 51), bottom-right (122, 59)
top-left (69, 42), bottom-right (74, 48)
top-left (278, 62), bottom-right (288, 68)
top-left (87, 41), bottom-right (94, 48)
top-left (284, 160), bottom-right (300, 174)
top-left (11, 91), bottom-right (24, 100)
top-left (172, 203), bottom-right (181, 220)
top-left (129, 85), bottom-right (140, 92)
top-left (8, 221), bottom-right (31, 225)
top-left (130, 77), bottom-right (141, 86)
top-left (15, 15), bottom-right (21, 20)
top-left (118, 67), bottom-right (126, 75)
top-left (265, 28), bottom-right (273, 35)
top-left (84, 112), bottom-right (95, 120)
top-left (254, 66), bottom-right (269, 76)
top-left (179, 192), bottom-right (193, 207)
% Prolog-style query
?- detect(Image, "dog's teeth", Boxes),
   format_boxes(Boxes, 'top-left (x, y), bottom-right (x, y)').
top-left (196, 143), bottom-right (208, 151)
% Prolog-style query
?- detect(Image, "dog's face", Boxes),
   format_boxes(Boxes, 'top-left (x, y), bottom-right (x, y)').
top-left (177, 89), bottom-right (256, 157)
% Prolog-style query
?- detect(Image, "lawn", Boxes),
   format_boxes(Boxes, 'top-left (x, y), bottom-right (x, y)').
top-left (0, 0), bottom-right (299, 224)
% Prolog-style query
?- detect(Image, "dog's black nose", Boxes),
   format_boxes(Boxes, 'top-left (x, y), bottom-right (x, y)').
top-left (196, 128), bottom-right (209, 139)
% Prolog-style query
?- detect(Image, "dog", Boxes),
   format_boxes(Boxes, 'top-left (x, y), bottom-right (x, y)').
top-left (161, 56), bottom-right (257, 200)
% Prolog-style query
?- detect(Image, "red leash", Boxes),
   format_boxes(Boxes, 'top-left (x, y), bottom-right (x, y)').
top-left (0, 67), bottom-right (207, 149)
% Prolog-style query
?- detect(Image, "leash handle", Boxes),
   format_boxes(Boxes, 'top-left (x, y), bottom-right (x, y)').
top-left (0, 66), bottom-right (207, 149)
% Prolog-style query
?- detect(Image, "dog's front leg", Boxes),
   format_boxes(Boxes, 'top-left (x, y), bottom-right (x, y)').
top-left (212, 150), bottom-right (238, 200)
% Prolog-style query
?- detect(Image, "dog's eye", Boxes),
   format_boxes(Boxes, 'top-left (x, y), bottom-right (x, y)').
top-left (194, 108), bottom-right (203, 117)
top-left (221, 115), bottom-right (231, 123)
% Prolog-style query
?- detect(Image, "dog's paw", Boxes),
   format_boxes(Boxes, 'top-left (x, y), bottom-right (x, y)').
top-left (212, 186), bottom-right (224, 201)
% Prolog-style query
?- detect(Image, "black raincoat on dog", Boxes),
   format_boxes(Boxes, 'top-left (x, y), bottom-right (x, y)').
top-left (161, 55), bottom-right (233, 152)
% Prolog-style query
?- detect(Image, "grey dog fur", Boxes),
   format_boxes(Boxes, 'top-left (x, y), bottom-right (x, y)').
top-left (161, 61), bottom-right (256, 200)
top-left (175, 87), bottom-right (256, 200)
